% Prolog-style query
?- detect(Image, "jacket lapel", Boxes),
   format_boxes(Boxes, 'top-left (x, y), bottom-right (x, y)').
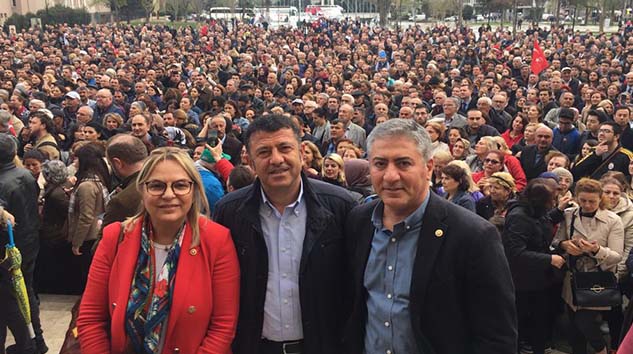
top-left (300, 177), bottom-right (333, 274)
top-left (410, 193), bottom-right (449, 312)
top-left (166, 222), bottom-right (196, 341)
top-left (112, 220), bottom-right (142, 351)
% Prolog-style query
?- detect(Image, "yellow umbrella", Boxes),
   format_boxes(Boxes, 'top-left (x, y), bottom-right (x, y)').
top-left (1, 221), bottom-right (34, 338)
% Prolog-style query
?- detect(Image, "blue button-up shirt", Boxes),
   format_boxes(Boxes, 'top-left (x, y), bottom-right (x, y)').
top-left (259, 181), bottom-right (306, 341)
top-left (363, 193), bottom-right (430, 354)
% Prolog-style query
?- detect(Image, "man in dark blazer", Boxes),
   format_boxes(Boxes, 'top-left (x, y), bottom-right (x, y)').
top-left (102, 134), bottom-right (147, 228)
top-left (208, 115), bottom-right (243, 165)
top-left (519, 124), bottom-right (557, 180)
top-left (343, 119), bottom-right (517, 354)
top-left (214, 115), bottom-right (356, 354)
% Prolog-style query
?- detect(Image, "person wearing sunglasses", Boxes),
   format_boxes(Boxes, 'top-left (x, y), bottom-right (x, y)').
top-left (78, 147), bottom-right (240, 354)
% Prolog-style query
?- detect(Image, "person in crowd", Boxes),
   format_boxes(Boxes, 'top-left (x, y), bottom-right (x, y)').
top-left (227, 165), bottom-right (256, 192)
top-left (451, 137), bottom-right (471, 161)
top-left (552, 167), bottom-right (575, 201)
top-left (512, 122), bottom-right (539, 155)
top-left (519, 124), bottom-right (556, 181)
top-left (195, 143), bottom-right (227, 214)
top-left (572, 139), bottom-right (599, 170)
top-left (102, 112), bottom-right (124, 139)
top-left (78, 147), bottom-right (240, 353)
top-left (322, 153), bottom-right (347, 187)
top-left (344, 158), bottom-right (373, 199)
top-left (441, 163), bottom-right (477, 212)
top-left (35, 160), bottom-right (71, 294)
top-left (343, 119), bottom-right (517, 354)
top-left (22, 149), bottom-right (46, 181)
top-left (0, 133), bottom-right (47, 354)
top-left (67, 143), bottom-right (111, 293)
top-left (425, 121), bottom-right (449, 156)
top-left (473, 150), bottom-right (506, 186)
top-left (502, 114), bottom-right (528, 150)
top-left (25, 110), bottom-right (60, 160)
top-left (466, 135), bottom-right (498, 173)
top-left (503, 178), bottom-right (569, 354)
top-left (476, 172), bottom-right (517, 228)
top-left (553, 178), bottom-right (624, 354)
top-left (301, 140), bottom-right (323, 177)
top-left (573, 121), bottom-right (633, 180)
top-left (213, 115), bottom-right (357, 354)
top-left (198, 115), bottom-right (243, 166)
top-left (601, 173), bottom-right (633, 351)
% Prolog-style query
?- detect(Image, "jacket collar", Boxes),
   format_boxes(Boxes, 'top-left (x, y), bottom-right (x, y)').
top-left (0, 162), bottom-right (16, 172)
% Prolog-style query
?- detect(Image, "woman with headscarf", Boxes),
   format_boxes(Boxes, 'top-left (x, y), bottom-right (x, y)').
top-left (35, 160), bottom-right (72, 294)
top-left (344, 158), bottom-right (373, 199)
top-left (476, 172), bottom-right (516, 231)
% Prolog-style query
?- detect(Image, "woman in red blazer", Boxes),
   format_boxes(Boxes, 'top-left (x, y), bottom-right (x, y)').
top-left (78, 147), bottom-right (240, 354)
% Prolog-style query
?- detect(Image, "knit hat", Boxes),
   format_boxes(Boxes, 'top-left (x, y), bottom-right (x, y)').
top-left (552, 167), bottom-right (573, 182)
top-left (488, 172), bottom-right (516, 192)
top-left (42, 160), bottom-right (68, 185)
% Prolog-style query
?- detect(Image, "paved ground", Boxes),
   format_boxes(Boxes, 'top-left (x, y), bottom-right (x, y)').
top-left (5, 294), bottom-right (78, 353)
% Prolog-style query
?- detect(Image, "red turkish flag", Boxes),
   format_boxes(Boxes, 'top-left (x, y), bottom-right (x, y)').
top-left (531, 40), bottom-right (549, 75)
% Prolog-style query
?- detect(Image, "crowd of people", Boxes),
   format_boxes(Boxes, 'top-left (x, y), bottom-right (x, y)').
top-left (1, 14), bottom-right (633, 354)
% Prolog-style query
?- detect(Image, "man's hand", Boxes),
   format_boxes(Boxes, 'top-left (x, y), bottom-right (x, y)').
top-left (1, 209), bottom-right (15, 228)
top-left (551, 254), bottom-right (565, 269)
top-left (594, 141), bottom-right (609, 156)
top-left (72, 246), bottom-right (83, 256)
top-left (206, 142), bottom-right (223, 162)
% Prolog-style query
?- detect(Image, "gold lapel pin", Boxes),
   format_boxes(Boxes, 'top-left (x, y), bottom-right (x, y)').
top-left (189, 248), bottom-right (198, 256)
top-left (187, 306), bottom-right (196, 314)
top-left (435, 229), bottom-right (444, 238)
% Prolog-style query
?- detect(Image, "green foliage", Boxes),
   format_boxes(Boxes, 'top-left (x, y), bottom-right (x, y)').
top-left (5, 5), bottom-right (90, 31)
top-left (462, 4), bottom-right (473, 20)
top-left (36, 5), bottom-right (91, 26)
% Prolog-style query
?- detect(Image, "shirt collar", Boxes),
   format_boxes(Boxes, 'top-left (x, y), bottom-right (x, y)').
top-left (371, 191), bottom-right (430, 231)
top-left (260, 178), bottom-right (304, 217)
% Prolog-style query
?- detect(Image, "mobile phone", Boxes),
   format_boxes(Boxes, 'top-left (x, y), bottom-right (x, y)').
top-left (207, 130), bottom-right (218, 147)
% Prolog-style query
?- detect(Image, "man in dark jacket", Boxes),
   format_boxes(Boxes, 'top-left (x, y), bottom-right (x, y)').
top-left (343, 119), bottom-right (517, 354)
top-left (213, 115), bottom-right (357, 354)
top-left (0, 133), bottom-right (46, 354)
top-left (103, 134), bottom-right (148, 228)
top-left (520, 125), bottom-right (557, 180)
top-left (572, 121), bottom-right (633, 180)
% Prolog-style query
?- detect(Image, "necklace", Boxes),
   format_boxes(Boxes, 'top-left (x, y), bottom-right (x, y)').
top-left (152, 242), bottom-right (171, 251)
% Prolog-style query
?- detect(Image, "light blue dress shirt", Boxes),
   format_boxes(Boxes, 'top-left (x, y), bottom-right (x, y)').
top-left (363, 192), bottom-right (430, 354)
top-left (259, 181), bottom-right (306, 341)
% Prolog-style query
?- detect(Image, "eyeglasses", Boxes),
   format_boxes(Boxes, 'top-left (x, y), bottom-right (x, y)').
top-left (484, 158), bottom-right (501, 165)
top-left (599, 129), bottom-right (614, 134)
top-left (144, 180), bottom-right (193, 196)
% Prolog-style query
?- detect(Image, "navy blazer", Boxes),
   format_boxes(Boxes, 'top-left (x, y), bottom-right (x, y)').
top-left (343, 192), bottom-right (517, 354)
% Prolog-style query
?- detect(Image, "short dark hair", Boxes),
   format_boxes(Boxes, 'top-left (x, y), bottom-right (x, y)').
top-left (0, 133), bottom-right (17, 164)
top-left (228, 165), bottom-right (255, 190)
top-left (313, 107), bottom-right (327, 118)
top-left (520, 178), bottom-right (557, 211)
top-left (29, 111), bottom-right (55, 133)
top-left (23, 149), bottom-right (46, 162)
top-left (601, 121), bottom-right (622, 136)
top-left (244, 114), bottom-right (300, 152)
top-left (106, 134), bottom-right (148, 164)
top-left (441, 164), bottom-right (470, 191)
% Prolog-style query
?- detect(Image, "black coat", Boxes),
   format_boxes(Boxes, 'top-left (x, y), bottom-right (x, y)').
top-left (343, 193), bottom-right (517, 354)
top-left (519, 145), bottom-right (557, 180)
top-left (571, 146), bottom-right (633, 180)
top-left (213, 175), bottom-right (357, 354)
top-left (0, 162), bottom-right (40, 259)
top-left (222, 135), bottom-right (243, 166)
top-left (502, 201), bottom-right (565, 292)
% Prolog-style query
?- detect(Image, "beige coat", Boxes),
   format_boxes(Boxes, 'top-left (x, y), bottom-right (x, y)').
top-left (67, 180), bottom-right (105, 248)
top-left (611, 197), bottom-right (633, 279)
top-left (553, 207), bottom-right (624, 310)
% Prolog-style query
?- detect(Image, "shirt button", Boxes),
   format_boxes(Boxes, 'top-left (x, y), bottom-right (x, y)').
top-left (390, 237), bottom-right (396, 243)
top-left (285, 324), bottom-right (290, 329)
top-left (406, 225), bottom-right (410, 230)
top-left (386, 351), bottom-right (392, 354)
top-left (282, 273), bottom-right (287, 278)
top-left (384, 321), bottom-right (390, 327)
top-left (283, 299), bottom-right (288, 304)
top-left (387, 265), bottom-right (393, 271)
top-left (387, 293), bottom-right (392, 299)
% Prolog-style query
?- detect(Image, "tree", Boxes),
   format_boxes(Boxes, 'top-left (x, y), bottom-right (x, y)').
top-left (140, 0), bottom-right (154, 23)
top-left (92, 0), bottom-right (128, 22)
top-left (374, 0), bottom-right (392, 27)
top-left (463, 4), bottom-right (474, 20)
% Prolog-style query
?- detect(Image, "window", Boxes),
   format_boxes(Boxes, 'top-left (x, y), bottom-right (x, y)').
top-left (12, 0), bottom-right (17, 6)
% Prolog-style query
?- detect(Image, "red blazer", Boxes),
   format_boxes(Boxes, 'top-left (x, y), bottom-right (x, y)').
top-left (77, 216), bottom-right (240, 354)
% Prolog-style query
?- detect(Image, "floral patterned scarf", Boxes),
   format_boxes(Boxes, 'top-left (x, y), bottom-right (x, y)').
top-left (125, 217), bottom-right (184, 353)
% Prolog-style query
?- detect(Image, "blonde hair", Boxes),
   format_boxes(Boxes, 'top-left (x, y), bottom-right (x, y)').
top-left (491, 136), bottom-right (510, 153)
top-left (448, 159), bottom-right (479, 193)
top-left (124, 147), bottom-right (209, 248)
top-left (322, 153), bottom-right (346, 184)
